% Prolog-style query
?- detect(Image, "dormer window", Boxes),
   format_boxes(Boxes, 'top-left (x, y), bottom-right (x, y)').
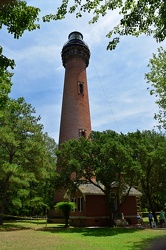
top-left (78, 82), bottom-right (84, 95)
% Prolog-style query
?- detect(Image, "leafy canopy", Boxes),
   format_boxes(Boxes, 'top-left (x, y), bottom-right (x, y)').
top-left (0, 0), bottom-right (40, 39)
top-left (127, 130), bottom-right (166, 220)
top-left (0, 0), bottom-right (40, 109)
top-left (56, 130), bottom-right (138, 225)
top-left (0, 47), bottom-right (14, 110)
top-left (43, 0), bottom-right (166, 50)
top-left (55, 201), bottom-right (76, 227)
top-left (145, 47), bottom-right (166, 130)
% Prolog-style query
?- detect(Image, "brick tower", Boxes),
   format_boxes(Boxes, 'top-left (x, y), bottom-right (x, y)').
top-left (53, 31), bottom-right (92, 204)
top-left (59, 31), bottom-right (91, 145)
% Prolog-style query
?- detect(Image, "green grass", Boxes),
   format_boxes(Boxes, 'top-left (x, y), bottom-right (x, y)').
top-left (0, 220), bottom-right (166, 250)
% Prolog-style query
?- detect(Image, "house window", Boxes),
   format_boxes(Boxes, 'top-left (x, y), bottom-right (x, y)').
top-left (71, 198), bottom-right (77, 212)
top-left (79, 129), bottom-right (86, 138)
top-left (78, 197), bottom-right (83, 212)
top-left (78, 82), bottom-right (84, 95)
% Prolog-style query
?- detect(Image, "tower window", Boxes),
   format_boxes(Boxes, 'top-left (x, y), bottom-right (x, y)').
top-left (79, 129), bottom-right (86, 138)
top-left (78, 82), bottom-right (84, 95)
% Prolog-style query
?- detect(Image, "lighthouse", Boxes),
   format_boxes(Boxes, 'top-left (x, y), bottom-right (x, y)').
top-left (53, 31), bottom-right (92, 203)
top-left (58, 31), bottom-right (91, 145)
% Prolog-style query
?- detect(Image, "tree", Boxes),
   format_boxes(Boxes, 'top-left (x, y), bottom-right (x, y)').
top-left (56, 130), bottom-right (137, 226)
top-left (0, 0), bottom-right (40, 109)
top-left (0, 0), bottom-right (40, 39)
top-left (18, 133), bottom-right (57, 217)
top-left (0, 48), bottom-right (14, 111)
top-left (55, 202), bottom-right (76, 227)
top-left (43, 0), bottom-right (166, 50)
top-left (127, 130), bottom-right (166, 222)
top-left (145, 47), bottom-right (166, 130)
top-left (0, 97), bottom-right (57, 224)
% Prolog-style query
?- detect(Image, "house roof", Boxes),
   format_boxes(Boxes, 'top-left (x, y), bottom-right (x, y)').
top-left (78, 183), bottom-right (142, 196)
top-left (122, 186), bottom-right (142, 196)
top-left (78, 183), bottom-right (104, 195)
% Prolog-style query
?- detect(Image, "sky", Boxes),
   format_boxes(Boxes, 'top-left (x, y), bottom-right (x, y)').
top-left (1, 0), bottom-right (166, 143)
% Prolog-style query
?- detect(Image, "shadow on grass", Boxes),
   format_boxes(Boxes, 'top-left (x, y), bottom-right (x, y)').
top-left (1, 220), bottom-right (146, 237)
top-left (0, 220), bottom-right (67, 232)
top-left (0, 223), bottom-right (32, 232)
top-left (132, 236), bottom-right (166, 250)
top-left (38, 225), bottom-right (146, 237)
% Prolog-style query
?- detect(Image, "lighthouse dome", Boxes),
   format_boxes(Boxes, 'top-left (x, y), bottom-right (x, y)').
top-left (61, 31), bottom-right (90, 67)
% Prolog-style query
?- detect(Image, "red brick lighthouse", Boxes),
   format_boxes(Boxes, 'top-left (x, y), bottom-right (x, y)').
top-left (54, 32), bottom-right (92, 203)
top-left (59, 31), bottom-right (91, 145)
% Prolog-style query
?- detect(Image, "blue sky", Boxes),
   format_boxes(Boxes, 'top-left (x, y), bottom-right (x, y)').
top-left (1, 0), bottom-right (165, 143)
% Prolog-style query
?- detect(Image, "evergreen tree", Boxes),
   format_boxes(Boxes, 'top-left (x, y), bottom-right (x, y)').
top-left (0, 98), bottom-right (57, 224)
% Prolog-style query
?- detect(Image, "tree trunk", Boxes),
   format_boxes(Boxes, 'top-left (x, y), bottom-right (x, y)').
top-left (65, 217), bottom-right (69, 227)
top-left (148, 199), bottom-right (158, 223)
top-left (107, 199), bottom-right (114, 227)
top-left (0, 173), bottom-right (11, 225)
top-left (0, 214), bottom-right (3, 225)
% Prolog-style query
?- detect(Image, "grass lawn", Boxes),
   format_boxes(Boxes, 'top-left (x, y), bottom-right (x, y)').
top-left (0, 220), bottom-right (166, 250)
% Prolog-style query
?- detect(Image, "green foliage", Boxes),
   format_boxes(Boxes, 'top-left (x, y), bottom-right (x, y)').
top-left (145, 47), bottom-right (166, 130)
top-left (0, 98), bottom-right (57, 223)
top-left (55, 201), bottom-right (76, 227)
top-left (0, 0), bottom-right (40, 110)
top-left (0, 0), bottom-right (40, 38)
top-left (56, 129), bottom-right (166, 223)
top-left (127, 130), bottom-right (166, 220)
top-left (0, 47), bottom-right (15, 111)
top-left (56, 130), bottom-right (138, 225)
top-left (43, 0), bottom-right (166, 50)
top-left (89, 131), bottom-right (138, 187)
top-left (57, 130), bottom-right (138, 190)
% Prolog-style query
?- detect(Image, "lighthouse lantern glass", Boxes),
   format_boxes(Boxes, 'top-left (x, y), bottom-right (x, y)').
top-left (69, 32), bottom-right (83, 41)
